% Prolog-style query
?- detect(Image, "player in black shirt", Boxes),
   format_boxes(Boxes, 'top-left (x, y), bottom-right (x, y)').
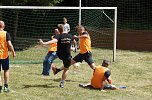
top-left (39, 24), bottom-right (73, 88)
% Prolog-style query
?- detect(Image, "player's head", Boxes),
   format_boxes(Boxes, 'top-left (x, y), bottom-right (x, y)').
top-left (54, 28), bottom-right (60, 34)
top-left (0, 20), bottom-right (5, 29)
top-left (57, 24), bottom-right (64, 34)
top-left (76, 25), bottom-right (85, 35)
top-left (63, 17), bottom-right (67, 24)
top-left (102, 59), bottom-right (110, 67)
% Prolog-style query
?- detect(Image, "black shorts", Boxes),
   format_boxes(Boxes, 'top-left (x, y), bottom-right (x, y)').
top-left (62, 57), bottom-right (72, 68)
top-left (0, 57), bottom-right (9, 71)
top-left (73, 51), bottom-right (94, 65)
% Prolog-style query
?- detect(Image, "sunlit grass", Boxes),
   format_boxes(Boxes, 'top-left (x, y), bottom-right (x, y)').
top-left (0, 46), bottom-right (152, 100)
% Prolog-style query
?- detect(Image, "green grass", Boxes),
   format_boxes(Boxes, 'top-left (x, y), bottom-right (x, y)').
top-left (0, 45), bottom-right (152, 100)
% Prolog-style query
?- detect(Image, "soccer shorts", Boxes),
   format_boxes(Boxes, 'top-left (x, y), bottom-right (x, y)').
top-left (0, 57), bottom-right (9, 70)
top-left (73, 51), bottom-right (94, 65)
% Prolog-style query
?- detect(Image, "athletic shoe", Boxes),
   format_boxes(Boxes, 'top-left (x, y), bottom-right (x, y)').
top-left (52, 66), bottom-right (58, 75)
top-left (74, 47), bottom-right (77, 52)
top-left (60, 82), bottom-right (64, 88)
top-left (4, 87), bottom-right (10, 92)
top-left (0, 89), bottom-right (2, 93)
top-left (42, 73), bottom-right (50, 76)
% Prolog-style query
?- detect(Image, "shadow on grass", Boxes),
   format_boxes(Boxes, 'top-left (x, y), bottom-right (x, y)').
top-left (49, 78), bottom-right (88, 83)
top-left (28, 73), bottom-right (43, 76)
top-left (22, 83), bottom-right (58, 89)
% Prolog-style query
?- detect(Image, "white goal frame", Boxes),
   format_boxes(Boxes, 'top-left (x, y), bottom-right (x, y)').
top-left (0, 6), bottom-right (117, 62)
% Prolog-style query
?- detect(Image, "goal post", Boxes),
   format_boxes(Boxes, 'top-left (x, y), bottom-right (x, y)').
top-left (0, 6), bottom-right (117, 63)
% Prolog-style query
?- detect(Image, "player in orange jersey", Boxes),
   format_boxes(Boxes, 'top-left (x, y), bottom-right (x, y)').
top-left (52, 25), bottom-right (96, 72)
top-left (71, 25), bottom-right (96, 70)
top-left (39, 28), bottom-right (60, 76)
top-left (79, 59), bottom-right (118, 91)
top-left (0, 20), bottom-right (16, 93)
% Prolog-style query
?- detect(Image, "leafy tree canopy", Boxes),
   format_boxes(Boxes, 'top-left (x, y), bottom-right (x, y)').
top-left (0, 0), bottom-right (64, 6)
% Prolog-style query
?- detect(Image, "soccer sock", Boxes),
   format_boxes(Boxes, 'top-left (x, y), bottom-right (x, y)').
top-left (60, 80), bottom-right (65, 83)
top-left (0, 86), bottom-right (2, 90)
top-left (56, 68), bottom-right (61, 73)
top-left (4, 84), bottom-right (8, 88)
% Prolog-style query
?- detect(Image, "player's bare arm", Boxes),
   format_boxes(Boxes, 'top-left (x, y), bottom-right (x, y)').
top-left (73, 34), bottom-right (88, 38)
top-left (39, 39), bottom-right (58, 45)
top-left (7, 40), bottom-right (16, 57)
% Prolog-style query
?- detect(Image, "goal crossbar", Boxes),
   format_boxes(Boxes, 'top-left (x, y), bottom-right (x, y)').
top-left (0, 6), bottom-right (117, 10)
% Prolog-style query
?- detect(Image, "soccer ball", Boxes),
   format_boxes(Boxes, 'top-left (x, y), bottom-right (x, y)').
top-left (73, 63), bottom-right (80, 68)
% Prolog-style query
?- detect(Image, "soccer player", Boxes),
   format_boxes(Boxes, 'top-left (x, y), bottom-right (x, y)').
top-left (52, 25), bottom-right (96, 72)
top-left (79, 59), bottom-right (118, 91)
top-left (71, 25), bottom-right (96, 70)
top-left (39, 28), bottom-right (60, 76)
top-left (0, 20), bottom-right (16, 93)
top-left (40, 24), bottom-right (74, 88)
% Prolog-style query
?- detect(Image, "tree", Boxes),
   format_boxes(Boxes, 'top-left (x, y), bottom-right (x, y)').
top-left (0, 0), bottom-right (64, 45)
top-left (0, 0), bottom-right (64, 6)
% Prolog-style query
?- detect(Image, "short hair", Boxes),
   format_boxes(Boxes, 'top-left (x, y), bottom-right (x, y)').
top-left (63, 17), bottom-right (67, 21)
top-left (54, 28), bottom-right (60, 34)
top-left (102, 59), bottom-right (110, 67)
top-left (76, 24), bottom-right (85, 30)
top-left (57, 24), bottom-right (64, 34)
top-left (0, 21), bottom-right (5, 29)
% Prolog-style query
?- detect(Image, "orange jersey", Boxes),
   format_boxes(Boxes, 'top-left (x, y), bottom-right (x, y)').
top-left (48, 35), bottom-right (57, 52)
top-left (0, 31), bottom-right (8, 59)
top-left (91, 66), bottom-right (109, 89)
top-left (79, 32), bottom-right (91, 54)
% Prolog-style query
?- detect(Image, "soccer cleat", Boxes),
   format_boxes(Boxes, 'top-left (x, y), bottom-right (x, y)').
top-left (0, 89), bottom-right (2, 93)
top-left (79, 84), bottom-right (85, 88)
top-left (60, 82), bottom-right (64, 88)
top-left (4, 87), bottom-right (10, 92)
top-left (74, 47), bottom-right (77, 52)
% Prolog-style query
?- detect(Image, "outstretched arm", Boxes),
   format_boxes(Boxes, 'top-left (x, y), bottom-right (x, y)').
top-left (39, 39), bottom-right (58, 45)
top-left (73, 34), bottom-right (88, 38)
top-left (107, 76), bottom-right (112, 84)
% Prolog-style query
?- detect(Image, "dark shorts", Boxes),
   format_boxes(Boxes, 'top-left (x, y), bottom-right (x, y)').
top-left (62, 57), bottom-right (72, 68)
top-left (0, 57), bottom-right (9, 71)
top-left (73, 51), bottom-right (94, 65)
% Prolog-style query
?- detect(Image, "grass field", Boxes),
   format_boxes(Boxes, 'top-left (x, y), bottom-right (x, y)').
top-left (0, 45), bottom-right (152, 100)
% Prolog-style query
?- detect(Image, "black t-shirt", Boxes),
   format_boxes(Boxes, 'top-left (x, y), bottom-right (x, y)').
top-left (54, 33), bottom-right (73, 60)
top-left (6, 32), bottom-right (11, 41)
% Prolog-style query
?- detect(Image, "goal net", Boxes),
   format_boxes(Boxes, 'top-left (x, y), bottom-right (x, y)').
top-left (0, 6), bottom-right (117, 64)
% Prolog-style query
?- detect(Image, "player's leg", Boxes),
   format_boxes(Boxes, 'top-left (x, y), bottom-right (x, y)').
top-left (42, 52), bottom-right (50, 75)
top-left (104, 84), bottom-right (118, 90)
top-left (83, 52), bottom-right (96, 70)
top-left (72, 53), bottom-right (83, 65)
top-left (4, 70), bottom-right (9, 92)
top-left (45, 52), bottom-right (58, 75)
top-left (0, 64), bottom-right (2, 93)
top-left (79, 83), bottom-right (91, 88)
top-left (59, 58), bottom-right (71, 88)
top-left (60, 68), bottom-right (69, 88)
top-left (52, 54), bottom-right (81, 75)
top-left (2, 58), bottom-right (10, 92)
top-left (52, 64), bottom-right (63, 75)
